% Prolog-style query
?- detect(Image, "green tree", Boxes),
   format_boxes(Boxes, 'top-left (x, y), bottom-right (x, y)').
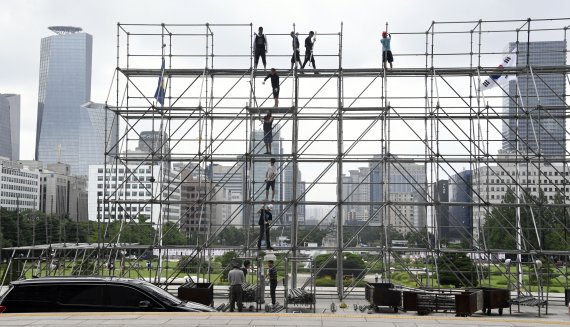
top-left (217, 251), bottom-right (239, 270)
top-left (438, 251), bottom-right (478, 287)
top-left (162, 222), bottom-right (187, 245)
top-left (315, 252), bottom-right (366, 279)
top-left (483, 188), bottom-right (517, 249)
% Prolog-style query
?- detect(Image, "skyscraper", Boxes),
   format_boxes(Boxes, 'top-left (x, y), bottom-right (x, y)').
top-left (78, 102), bottom-right (119, 176)
top-left (253, 127), bottom-right (284, 223)
top-left (36, 26), bottom-right (92, 175)
top-left (369, 158), bottom-right (427, 231)
top-left (502, 41), bottom-right (567, 159)
top-left (0, 94), bottom-right (20, 160)
top-left (0, 95), bottom-right (12, 160)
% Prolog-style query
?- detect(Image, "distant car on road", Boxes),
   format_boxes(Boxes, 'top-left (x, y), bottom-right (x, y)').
top-left (0, 276), bottom-right (216, 313)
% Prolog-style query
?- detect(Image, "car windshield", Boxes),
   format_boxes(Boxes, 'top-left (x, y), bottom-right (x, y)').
top-left (137, 281), bottom-right (182, 306)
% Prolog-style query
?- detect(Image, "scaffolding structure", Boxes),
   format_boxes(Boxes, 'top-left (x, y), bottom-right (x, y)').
top-left (4, 18), bottom-right (570, 304)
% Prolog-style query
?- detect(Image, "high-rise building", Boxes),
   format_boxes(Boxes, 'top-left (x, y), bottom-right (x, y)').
top-left (252, 127), bottom-right (284, 224)
top-left (342, 167), bottom-right (370, 223)
top-left (36, 26), bottom-right (93, 175)
top-left (436, 171), bottom-right (473, 244)
top-left (448, 170), bottom-right (473, 243)
top-left (0, 96), bottom-right (12, 160)
top-left (435, 179), bottom-right (450, 241)
top-left (0, 94), bottom-right (20, 160)
top-left (369, 158), bottom-right (427, 231)
top-left (78, 102), bottom-right (119, 176)
top-left (502, 41), bottom-right (567, 159)
top-left (206, 162), bottom-right (244, 226)
top-left (282, 165), bottom-right (305, 224)
top-left (136, 131), bottom-right (169, 156)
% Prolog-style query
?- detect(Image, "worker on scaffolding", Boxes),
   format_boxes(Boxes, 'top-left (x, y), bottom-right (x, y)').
top-left (301, 31), bottom-right (317, 71)
top-left (263, 68), bottom-right (279, 108)
top-left (381, 31), bottom-right (393, 69)
top-left (254, 26), bottom-right (268, 71)
top-left (260, 110), bottom-right (274, 154)
top-left (265, 158), bottom-right (277, 202)
top-left (290, 32), bottom-right (302, 70)
top-left (257, 204), bottom-right (274, 250)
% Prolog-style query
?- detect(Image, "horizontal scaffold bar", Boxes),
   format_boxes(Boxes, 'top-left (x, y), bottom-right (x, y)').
top-left (102, 199), bottom-right (570, 207)
top-left (107, 154), bottom-right (568, 164)
top-left (118, 65), bottom-right (570, 78)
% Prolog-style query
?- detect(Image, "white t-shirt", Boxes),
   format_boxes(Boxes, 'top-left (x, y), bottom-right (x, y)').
top-left (266, 164), bottom-right (277, 181)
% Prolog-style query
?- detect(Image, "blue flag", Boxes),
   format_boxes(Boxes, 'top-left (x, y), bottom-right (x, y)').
top-left (154, 58), bottom-right (166, 106)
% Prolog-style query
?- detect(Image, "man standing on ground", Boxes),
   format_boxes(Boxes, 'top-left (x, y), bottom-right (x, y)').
top-left (265, 158), bottom-right (277, 201)
top-left (263, 68), bottom-right (279, 107)
top-left (261, 111), bottom-right (274, 154)
top-left (381, 31), bottom-right (393, 69)
top-left (254, 27), bottom-right (268, 71)
top-left (257, 204), bottom-right (274, 250)
top-left (228, 262), bottom-right (245, 312)
top-left (302, 31), bottom-right (317, 71)
top-left (291, 32), bottom-right (302, 69)
top-left (267, 260), bottom-right (278, 306)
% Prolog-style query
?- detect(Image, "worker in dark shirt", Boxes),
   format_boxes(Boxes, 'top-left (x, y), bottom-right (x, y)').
top-left (261, 111), bottom-right (274, 154)
top-left (254, 26), bottom-right (268, 71)
top-left (258, 204), bottom-right (274, 250)
top-left (267, 260), bottom-right (278, 306)
top-left (301, 31), bottom-right (316, 70)
top-left (290, 32), bottom-right (302, 70)
top-left (263, 68), bottom-right (279, 107)
top-left (241, 260), bottom-right (251, 279)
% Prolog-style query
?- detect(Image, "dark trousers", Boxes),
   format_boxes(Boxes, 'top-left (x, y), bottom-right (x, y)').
top-left (229, 284), bottom-right (243, 312)
top-left (291, 50), bottom-right (301, 66)
top-left (270, 279), bottom-right (277, 305)
top-left (254, 48), bottom-right (266, 68)
top-left (302, 51), bottom-right (316, 69)
top-left (258, 223), bottom-right (271, 248)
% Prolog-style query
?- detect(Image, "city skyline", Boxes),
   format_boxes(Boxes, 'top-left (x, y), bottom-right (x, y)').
top-left (1, 0), bottom-right (568, 162)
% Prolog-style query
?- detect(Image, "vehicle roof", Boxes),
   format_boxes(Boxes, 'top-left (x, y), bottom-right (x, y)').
top-left (11, 276), bottom-right (149, 286)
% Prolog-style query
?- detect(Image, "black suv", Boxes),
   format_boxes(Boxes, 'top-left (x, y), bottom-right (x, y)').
top-left (0, 277), bottom-right (216, 313)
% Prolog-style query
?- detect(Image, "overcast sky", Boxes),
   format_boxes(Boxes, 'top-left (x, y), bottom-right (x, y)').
top-left (1, 0), bottom-right (568, 162)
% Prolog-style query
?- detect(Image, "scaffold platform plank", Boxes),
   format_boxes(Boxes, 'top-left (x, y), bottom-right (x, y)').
top-left (246, 107), bottom-right (296, 114)
top-left (342, 106), bottom-right (389, 112)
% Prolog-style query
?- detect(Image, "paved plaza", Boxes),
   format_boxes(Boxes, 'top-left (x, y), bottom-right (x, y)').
top-left (1, 309), bottom-right (570, 327)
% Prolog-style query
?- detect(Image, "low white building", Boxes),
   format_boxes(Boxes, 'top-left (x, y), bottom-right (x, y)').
top-left (88, 164), bottom-right (181, 223)
top-left (0, 160), bottom-right (40, 211)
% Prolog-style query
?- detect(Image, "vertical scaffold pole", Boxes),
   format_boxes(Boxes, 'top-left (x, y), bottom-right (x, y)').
top-left (336, 22), bottom-right (344, 300)
top-left (291, 22), bottom-right (300, 290)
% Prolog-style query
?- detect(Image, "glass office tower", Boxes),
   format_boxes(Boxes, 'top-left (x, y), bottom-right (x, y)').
top-left (0, 95), bottom-right (12, 159)
top-left (36, 26), bottom-right (92, 175)
top-left (502, 41), bottom-right (567, 159)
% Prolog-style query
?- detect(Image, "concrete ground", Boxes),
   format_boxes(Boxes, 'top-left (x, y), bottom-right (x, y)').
top-left (1, 299), bottom-right (569, 327)
top-left (1, 285), bottom-right (569, 326)
top-left (1, 310), bottom-right (570, 327)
